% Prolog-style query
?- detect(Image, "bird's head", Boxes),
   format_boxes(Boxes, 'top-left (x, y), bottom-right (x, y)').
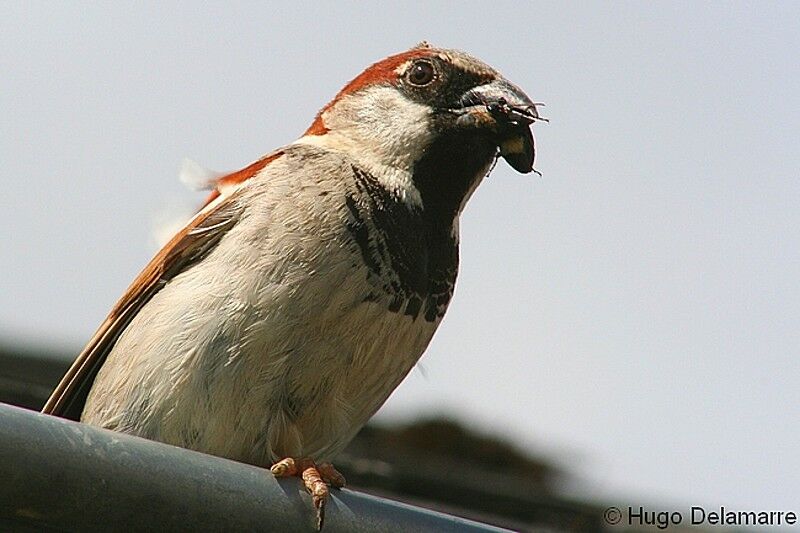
top-left (298, 44), bottom-right (544, 218)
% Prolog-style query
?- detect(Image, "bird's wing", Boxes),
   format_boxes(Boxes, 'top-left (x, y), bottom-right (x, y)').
top-left (42, 193), bottom-right (246, 420)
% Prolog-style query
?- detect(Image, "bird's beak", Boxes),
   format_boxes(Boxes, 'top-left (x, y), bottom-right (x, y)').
top-left (455, 79), bottom-right (543, 174)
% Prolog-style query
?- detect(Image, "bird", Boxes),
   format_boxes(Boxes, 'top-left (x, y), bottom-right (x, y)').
top-left (42, 43), bottom-right (543, 529)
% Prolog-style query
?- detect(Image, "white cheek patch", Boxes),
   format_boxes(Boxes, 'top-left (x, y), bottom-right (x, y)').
top-left (295, 85), bottom-right (434, 208)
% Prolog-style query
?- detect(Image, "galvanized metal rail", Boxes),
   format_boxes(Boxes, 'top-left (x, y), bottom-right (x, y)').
top-left (0, 403), bottom-right (509, 532)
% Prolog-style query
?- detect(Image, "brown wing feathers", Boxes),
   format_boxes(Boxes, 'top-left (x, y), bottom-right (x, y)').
top-left (42, 194), bottom-right (245, 420)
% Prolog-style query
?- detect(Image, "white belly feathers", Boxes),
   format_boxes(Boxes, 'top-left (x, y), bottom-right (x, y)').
top-left (81, 163), bottom-right (444, 466)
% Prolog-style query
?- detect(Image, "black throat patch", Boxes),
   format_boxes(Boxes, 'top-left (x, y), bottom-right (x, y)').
top-left (345, 165), bottom-right (458, 322)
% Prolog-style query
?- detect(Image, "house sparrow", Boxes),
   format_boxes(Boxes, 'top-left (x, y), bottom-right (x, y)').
top-left (43, 43), bottom-right (543, 529)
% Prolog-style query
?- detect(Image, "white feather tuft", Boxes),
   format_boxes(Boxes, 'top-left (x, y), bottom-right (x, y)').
top-left (179, 158), bottom-right (224, 191)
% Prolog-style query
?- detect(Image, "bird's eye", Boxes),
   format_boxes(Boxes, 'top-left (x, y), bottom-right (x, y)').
top-left (407, 60), bottom-right (435, 86)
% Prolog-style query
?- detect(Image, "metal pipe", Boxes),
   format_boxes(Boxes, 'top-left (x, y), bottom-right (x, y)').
top-left (0, 403), bottom-right (509, 532)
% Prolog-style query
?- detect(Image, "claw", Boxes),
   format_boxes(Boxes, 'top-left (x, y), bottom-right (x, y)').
top-left (270, 457), bottom-right (346, 530)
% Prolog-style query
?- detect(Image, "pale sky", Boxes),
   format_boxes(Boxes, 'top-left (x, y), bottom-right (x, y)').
top-left (2, 2), bottom-right (798, 514)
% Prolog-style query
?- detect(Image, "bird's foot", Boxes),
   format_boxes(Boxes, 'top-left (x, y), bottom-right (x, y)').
top-left (271, 457), bottom-right (346, 530)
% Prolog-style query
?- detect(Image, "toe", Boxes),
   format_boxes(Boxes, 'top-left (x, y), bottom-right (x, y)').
top-left (270, 457), bottom-right (298, 477)
top-left (269, 457), bottom-right (338, 529)
top-left (302, 465), bottom-right (329, 530)
top-left (317, 462), bottom-right (346, 488)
